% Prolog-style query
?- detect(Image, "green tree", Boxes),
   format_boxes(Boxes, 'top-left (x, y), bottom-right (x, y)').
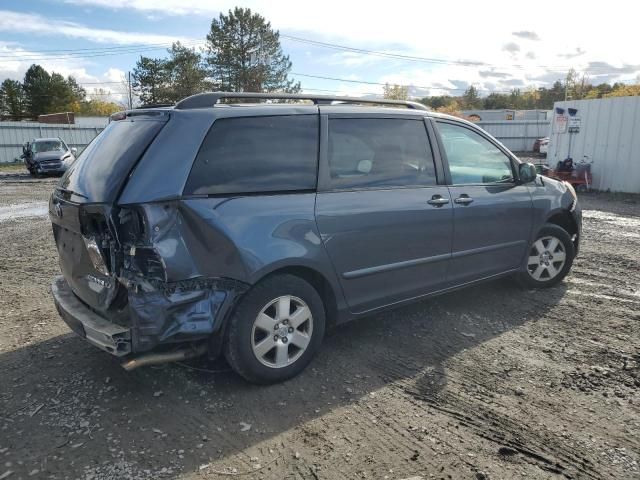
top-left (383, 83), bottom-right (408, 100)
top-left (132, 56), bottom-right (171, 105)
top-left (603, 84), bottom-right (640, 97)
top-left (23, 64), bottom-right (52, 116)
top-left (536, 81), bottom-right (564, 109)
top-left (419, 95), bottom-right (457, 110)
top-left (483, 92), bottom-right (510, 109)
top-left (132, 43), bottom-right (210, 104)
top-left (22, 64), bottom-right (86, 116)
top-left (0, 79), bottom-right (25, 119)
top-left (165, 42), bottom-right (210, 102)
top-left (205, 7), bottom-right (300, 93)
top-left (461, 85), bottom-right (482, 109)
top-left (48, 73), bottom-right (85, 113)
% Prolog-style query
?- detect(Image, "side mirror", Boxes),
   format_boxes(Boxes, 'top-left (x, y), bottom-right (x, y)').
top-left (71, 147), bottom-right (77, 155)
top-left (518, 162), bottom-right (537, 184)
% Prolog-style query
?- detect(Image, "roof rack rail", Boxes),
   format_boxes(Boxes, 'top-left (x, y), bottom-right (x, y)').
top-left (136, 103), bottom-right (175, 109)
top-left (174, 92), bottom-right (429, 111)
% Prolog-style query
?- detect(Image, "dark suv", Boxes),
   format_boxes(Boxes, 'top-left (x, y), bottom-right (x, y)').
top-left (50, 93), bottom-right (581, 384)
top-left (22, 137), bottom-right (77, 176)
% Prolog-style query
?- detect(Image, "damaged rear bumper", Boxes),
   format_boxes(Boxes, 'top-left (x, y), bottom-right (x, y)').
top-left (51, 275), bottom-right (248, 357)
top-left (52, 276), bottom-right (132, 356)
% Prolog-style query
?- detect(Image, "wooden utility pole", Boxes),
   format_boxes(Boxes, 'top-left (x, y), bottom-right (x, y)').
top-left (127, 71), bottom-right (133, 109)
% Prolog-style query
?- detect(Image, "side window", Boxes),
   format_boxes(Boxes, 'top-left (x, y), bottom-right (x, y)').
top-left (327, 118), bottom-right (437, 189)
top-left (184, 115), bottom-right (318, 195)
top-left (436, 122), bottom-right (514, 184)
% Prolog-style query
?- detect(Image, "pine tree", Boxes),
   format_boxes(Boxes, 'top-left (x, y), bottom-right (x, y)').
top-left (23, 64), bottom-right (52, 117)
top-left (165, 42), bottom-right (210, 102)
top-left (0, 79), bottom-right (25, 120)
top-left (205, 7), bottom-right (300, 93)
top-left (132, 57), bottom-right (171, 105)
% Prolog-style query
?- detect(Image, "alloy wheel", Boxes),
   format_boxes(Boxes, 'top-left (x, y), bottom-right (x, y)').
top-left (251, 295), bottom-right (313, 368)
top-left (527, 235), bottom-right (567, 281)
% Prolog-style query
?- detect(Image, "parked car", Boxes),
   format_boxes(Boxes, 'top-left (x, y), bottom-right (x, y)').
top-left (49, 93), bottom-right (581, 384)
top-left (22, 137), bottom-right (76, 176)
top-left (533, 136), bottom-right (549, 155)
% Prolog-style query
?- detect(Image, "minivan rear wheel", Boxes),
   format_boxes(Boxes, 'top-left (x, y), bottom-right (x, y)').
top-left (518, 223), bottom-right (575, 288)
top-left (224, 274), bottom-right (325, 384)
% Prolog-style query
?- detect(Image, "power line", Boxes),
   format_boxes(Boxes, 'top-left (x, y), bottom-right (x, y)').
top-left (281, 34), bottom-right (637, 74)
top-left (290, 72), bottom-right (513, 94)
top-left (0, 30), bottom-right (634, 77)
top-left (0, 41), bottom-right (204, 62)
top-left (282, 34), bottom-right (487, 68)
top-left (0, 41), bottom-right (197, 55)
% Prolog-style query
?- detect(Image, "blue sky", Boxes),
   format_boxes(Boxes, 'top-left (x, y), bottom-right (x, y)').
top-left (1, 0), bottom-right (639, 105)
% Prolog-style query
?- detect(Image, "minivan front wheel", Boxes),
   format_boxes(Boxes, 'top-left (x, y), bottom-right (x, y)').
top-left (519, 223), bottom-right (575, 288)
top-left (224, 274), bottom-right (325, 384)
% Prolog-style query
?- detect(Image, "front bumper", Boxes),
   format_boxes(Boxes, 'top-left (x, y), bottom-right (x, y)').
top-left (571, 203), bottom-right (582, 255)
top-left (36, 164), bottom-right (67, 174)
top-left (51, 276), bottom-right (132, 356)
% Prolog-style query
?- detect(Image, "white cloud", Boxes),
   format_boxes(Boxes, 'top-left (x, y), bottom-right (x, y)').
top-left (61, 0), bottom-right (640, 93)
top-left (0, 10), bottom-right (194, 45)
top-left (323, 52), bottom-right (386, 68)
top-left (2, 1), bottom-right (636, 98)
top-left (63, 0), bottom-right (640, 63)
top-left (0, 43), bottom-right (128, 104)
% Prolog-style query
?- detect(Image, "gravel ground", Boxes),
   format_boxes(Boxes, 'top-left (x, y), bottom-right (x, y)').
top-left (0, 169), bottom-right (638, 480)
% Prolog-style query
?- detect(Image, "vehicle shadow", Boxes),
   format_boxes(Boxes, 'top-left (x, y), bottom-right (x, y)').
top-left (0, 278), bottom-right (567, 478)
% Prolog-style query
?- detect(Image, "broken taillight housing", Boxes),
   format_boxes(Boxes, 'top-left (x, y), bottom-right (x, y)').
top-left (83, 236), bottom-right (110, 275)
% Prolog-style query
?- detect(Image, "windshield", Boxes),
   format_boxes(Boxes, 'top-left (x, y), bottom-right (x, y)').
top-left (57, 116), bottom-right (168, 203)
top-left (33, 140), bottom-right (66, 153)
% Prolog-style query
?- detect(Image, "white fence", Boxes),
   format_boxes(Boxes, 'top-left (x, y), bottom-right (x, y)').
top-left (548, 97), bottom-right (640, 193)
top-left (475, 120), bottom-right (551, 152)
top-left (0, 122), bottom-right (105, 163)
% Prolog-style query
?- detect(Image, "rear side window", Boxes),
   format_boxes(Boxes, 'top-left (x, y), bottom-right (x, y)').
top-left (58, 116), bottom-right (167, 203)
top-left (327, 118), bottom-right (436, 189)
top-left (185, 115), bottom-right (318, 195)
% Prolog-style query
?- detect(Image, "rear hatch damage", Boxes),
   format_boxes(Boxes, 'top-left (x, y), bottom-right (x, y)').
top-left (49, 111), bottom-right (248, 358)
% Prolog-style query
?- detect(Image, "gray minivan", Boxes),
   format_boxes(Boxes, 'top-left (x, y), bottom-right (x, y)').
top-left (50, 93), bottom-right (581, 384)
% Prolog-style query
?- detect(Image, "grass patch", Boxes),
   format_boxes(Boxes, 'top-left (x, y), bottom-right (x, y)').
top-left (0, 163), bottom-right (26, 172)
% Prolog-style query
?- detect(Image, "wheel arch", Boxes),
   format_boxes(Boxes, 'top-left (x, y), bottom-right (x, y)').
top-left (254, 265), bottom-right (341, 329)
top-left (545, 209), bottom-right (578, 238)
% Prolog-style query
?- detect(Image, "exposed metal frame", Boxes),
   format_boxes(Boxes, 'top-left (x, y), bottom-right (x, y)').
top-left (174, 92), bottom-right (429, 111)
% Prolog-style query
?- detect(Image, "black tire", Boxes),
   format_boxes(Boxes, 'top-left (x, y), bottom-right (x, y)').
top-left (224, 274), bottom-right (325, 384)
top-left (518, 223), bottom-right (575, 288)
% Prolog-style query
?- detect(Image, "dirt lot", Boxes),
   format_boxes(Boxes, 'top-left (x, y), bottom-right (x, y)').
top-left (0, 168), bottom-right (638, 480)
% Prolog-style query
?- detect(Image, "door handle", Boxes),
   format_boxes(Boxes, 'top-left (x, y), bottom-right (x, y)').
top-left (454, 195), bottom-right (474, 205)
top-left (427, 195), bottom-right (450, 207)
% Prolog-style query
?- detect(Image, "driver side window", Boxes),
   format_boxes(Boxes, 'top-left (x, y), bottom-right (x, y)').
top-left (437, 122), bottom-right (514, 185)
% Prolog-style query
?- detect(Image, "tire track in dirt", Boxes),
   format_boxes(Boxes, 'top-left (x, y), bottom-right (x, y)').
top-left (375, 358), bottom-right (604, 479)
